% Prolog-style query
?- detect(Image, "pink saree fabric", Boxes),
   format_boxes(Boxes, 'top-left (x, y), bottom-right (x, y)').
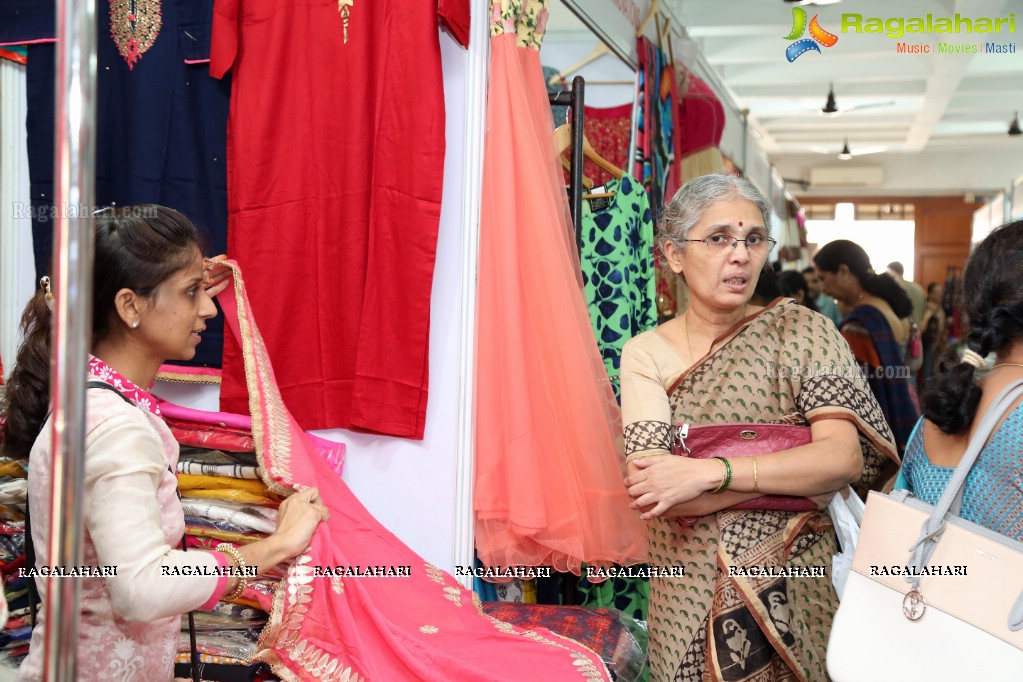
top-left (473, 0), bottom-right (647, 575)
top-left (216, 260), bottom-right (612, 681)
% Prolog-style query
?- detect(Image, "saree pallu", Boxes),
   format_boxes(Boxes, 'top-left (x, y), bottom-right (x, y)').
top-left (621, 301), bottom-right (899, 681)
top-left (216, 260), bottom-right (613, 681)
top-left (840, 305), bottom-right (920, 453)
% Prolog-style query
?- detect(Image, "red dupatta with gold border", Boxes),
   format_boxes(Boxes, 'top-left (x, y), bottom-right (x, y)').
top-left (215, 261), bottom-right (610, 681)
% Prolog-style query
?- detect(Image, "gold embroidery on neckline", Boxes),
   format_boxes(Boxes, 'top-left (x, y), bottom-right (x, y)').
top-left (338, 0), bottom-right (355, 44)
top-left (109, 0), bottom-right (162, 70)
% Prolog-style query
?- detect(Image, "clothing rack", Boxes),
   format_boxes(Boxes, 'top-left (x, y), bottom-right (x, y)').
top-left (549, 76), bottom-right (585, 251)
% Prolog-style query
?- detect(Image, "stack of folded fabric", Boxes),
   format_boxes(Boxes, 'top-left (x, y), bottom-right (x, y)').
top-left (0, 457), bottom-right (31, 667)
top-left (161, 399), bottom-right (344, 682)
top-left (162, 404), bottom-right (281, 681)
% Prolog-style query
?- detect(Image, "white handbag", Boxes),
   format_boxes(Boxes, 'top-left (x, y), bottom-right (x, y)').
top-left (826, 380), bottom-right (1023, 682)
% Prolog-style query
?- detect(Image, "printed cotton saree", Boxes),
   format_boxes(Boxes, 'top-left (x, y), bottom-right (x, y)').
top-left (621, 300), bottom-right (899, 681)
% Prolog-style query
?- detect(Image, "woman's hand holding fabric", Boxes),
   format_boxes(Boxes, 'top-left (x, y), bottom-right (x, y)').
top-left (238, 487), bottom-right (330, 572)
top-left (203, 255), bottom-right (232, 298)
top-left (271, 487), bottom-right (330, 557)
top-left (626, 456), bottom-right (719, 520)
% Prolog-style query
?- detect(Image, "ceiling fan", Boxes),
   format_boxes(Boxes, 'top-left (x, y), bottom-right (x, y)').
top-left (811, 138), bottom-right (887, 159)
top-left (818, 83), bottom-right (894, 116)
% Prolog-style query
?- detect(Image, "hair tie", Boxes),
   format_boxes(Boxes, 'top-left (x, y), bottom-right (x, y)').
top-left (39, 276), bottom-right (55, 313)
top-left (961, 349), bottom-right (986, 369)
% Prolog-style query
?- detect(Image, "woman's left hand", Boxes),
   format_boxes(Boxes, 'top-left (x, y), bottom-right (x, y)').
top-left (203, 255), bottom-right (232, 298)
top-left (625, 456), bottom-right (717, 519)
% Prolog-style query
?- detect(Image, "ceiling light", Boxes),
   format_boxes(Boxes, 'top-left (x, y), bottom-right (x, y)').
top-left (821, 83), bottom-right (840, 116)
top-left (1010, 112), bottom-right (1022, 136)
top-left (838, 140), bottom-right (853, 160)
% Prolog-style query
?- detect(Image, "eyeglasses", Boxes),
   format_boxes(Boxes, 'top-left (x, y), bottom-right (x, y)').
top-left (681, 234), bottom-right (777, 254)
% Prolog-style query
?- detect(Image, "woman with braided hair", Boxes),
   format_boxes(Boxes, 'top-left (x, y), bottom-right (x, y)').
top-left (895, 220), bottom-right (1023, 541)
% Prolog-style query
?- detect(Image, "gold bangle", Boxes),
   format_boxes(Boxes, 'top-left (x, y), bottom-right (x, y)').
top-left (215, 543), bottom-right (249, 601)
top-left (753, 457), bottom-right (759, 493)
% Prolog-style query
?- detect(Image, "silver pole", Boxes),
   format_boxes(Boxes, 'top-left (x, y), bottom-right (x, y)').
top-left (44, 0), bottom-right (96, 677)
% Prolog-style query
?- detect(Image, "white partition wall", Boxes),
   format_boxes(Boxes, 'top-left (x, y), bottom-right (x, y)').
top-left (0, 59), bottom-right (35, 382)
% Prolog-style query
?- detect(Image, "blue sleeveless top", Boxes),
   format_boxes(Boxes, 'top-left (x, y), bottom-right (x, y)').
top-left (895, 407), bottom-right (1023, 542)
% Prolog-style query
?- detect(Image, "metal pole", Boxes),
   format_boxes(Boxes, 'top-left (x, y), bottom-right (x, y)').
top-left (45, 0), bottom-right (96, 677)
top-left (570, 76), bottom-right (585, 252)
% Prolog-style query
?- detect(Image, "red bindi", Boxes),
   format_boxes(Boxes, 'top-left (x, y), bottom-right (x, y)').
top-left (738, 221), bottom-right (743, 227)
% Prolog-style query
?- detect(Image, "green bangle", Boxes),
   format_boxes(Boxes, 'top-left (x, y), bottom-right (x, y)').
top-left (710, 456), bottom-right (732, 494)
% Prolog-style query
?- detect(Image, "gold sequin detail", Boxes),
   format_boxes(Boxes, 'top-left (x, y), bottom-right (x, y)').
top-left (425, 562), bottom-right (445, 585)
top-left (419, 625), bottom-right (439, 635)
top-left (255, 553), bottom-right (367, 681)
top-left (109, 0), bottom-right (162, 70)
top-left (443, 586), bottom-right (462, 606)
top-left (331, 576), bottom-right (344, 595)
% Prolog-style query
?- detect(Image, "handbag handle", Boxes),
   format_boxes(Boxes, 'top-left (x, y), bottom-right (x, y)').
top-left (906, 379), bottom-right (1023, 586)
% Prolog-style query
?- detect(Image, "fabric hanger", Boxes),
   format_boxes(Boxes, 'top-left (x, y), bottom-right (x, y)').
top-left (554, 124), bottom-right (595, 190)
top-left (554, 124), bottom-right (624, 199)
top-left (547, 43), bottom-right (611, 86)
top-left (636, 0), bottom-right (659, 39)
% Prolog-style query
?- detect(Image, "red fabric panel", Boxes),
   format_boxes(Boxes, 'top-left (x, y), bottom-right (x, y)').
top-left (211, 0), bottom-right (445, 438)
top-left (438, 0), bottom-right (470, 48)
top-left (679, 74), bottom-right (725, 157)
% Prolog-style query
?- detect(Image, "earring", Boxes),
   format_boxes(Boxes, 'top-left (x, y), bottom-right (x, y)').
top-left (132, 320), bottom-right (139, 329)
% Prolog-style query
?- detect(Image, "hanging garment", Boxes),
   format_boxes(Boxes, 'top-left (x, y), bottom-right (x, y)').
top-left (582, 104), bottom-right (633, 187)
top-left (632, 36), bottom-right (680, 220)
top-left (474, 0), bottom-right (646, 575)
top-left (678, 73), bottom-right (725, 182)
top-left (579, 172), bottom-right (657, 400)
top-left (213, 259), bottom-right (613, 681)
top-left (210, 0), bottom-right (466, 438)
top-left (0, 0), bottom-right (230, 369)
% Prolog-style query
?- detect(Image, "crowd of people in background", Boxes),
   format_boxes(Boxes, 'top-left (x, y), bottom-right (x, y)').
top-left (764, 258), bottom-right (954, 395)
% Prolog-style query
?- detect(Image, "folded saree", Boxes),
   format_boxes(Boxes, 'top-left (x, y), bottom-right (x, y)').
top-left (181, 499), bottom-right (278, 535)
top-left (217, 261), bottom-right (612, 681)
top-left (185, 525), bottom-right (265, 545)
top-left (162, 402), bottom-right (345, 475)
top-left (178, 461), bottom-right (261, 479)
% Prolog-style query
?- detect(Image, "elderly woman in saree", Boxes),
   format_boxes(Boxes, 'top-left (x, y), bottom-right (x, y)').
top-left (621, 174), bottom-right (899, 682)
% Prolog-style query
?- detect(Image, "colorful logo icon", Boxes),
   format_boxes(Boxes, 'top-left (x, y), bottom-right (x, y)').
top-left (784, 7), bottom-right (838, 62)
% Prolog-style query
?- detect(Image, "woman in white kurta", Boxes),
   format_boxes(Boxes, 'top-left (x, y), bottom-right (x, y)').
top-left (1, 206), bottom-right (328, 681)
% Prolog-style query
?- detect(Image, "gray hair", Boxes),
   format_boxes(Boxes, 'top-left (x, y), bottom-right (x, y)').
top-left (658, 174), bottom-right (773, 262)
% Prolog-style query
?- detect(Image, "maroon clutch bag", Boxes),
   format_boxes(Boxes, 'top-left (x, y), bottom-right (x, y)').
top-left (673, 423), bottom-right (817, 524)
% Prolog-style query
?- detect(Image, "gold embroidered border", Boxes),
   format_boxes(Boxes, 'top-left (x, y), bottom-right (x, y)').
top-left (154, 369), bottom-right (222, 385)
top-left (226, 262), bottom-right (293, 497)
top-left (255, 553), bottom-right (368, 681)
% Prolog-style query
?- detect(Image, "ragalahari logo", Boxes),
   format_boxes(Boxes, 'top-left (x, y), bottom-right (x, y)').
top-left (784, 7), bottom-right (838, 62)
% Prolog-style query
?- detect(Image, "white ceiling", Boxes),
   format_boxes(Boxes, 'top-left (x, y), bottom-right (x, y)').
top-left (546, 0), bottom-right (1023, 195)
top-left (679, 0), bottom-right (1023, 158)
